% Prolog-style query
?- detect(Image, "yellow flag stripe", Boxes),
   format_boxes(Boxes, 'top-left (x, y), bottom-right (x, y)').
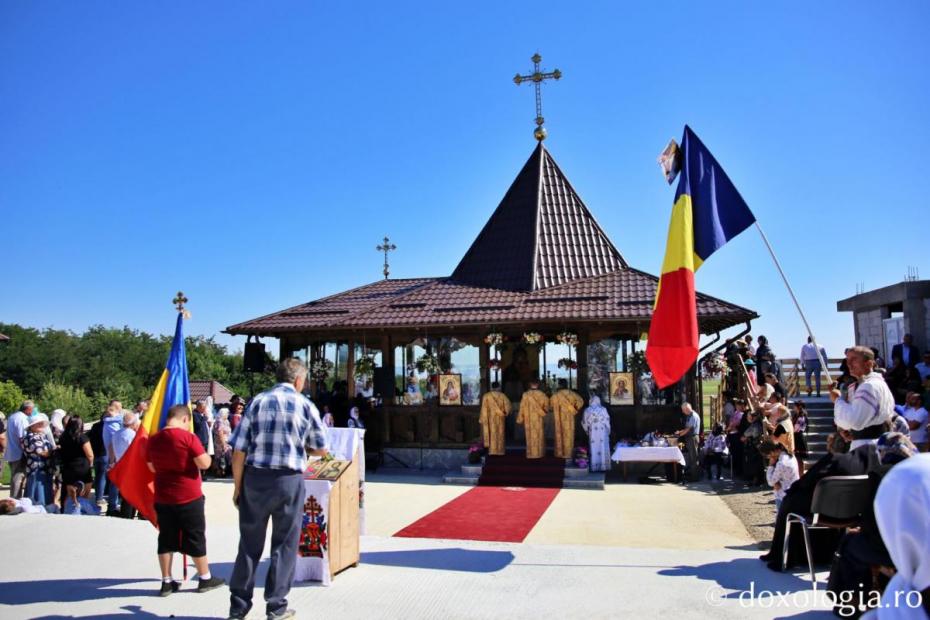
top-left (141, 369), bottom-right (169, 436)
top-left (659, 194), bottom-right (704, 275)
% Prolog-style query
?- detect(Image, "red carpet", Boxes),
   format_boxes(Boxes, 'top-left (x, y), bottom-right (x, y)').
top-left (477, 454), bottom-right (565, 488)
top-left (394, 486), bottom-right (560, 543)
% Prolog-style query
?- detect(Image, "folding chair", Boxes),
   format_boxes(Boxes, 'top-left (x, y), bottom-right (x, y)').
top-left (783, 474), bottom-right (871, 587)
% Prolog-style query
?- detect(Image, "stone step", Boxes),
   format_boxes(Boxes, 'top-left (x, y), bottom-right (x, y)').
top-left (460, 463), bottom-right (591, 478)
top-left (442, 471), bottom-right (605, 490)
top-left (563, 474), bottom-right (606, 490)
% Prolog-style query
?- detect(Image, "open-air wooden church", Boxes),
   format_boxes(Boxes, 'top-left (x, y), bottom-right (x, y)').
top-left (226, 59), bottom-right (756, 468)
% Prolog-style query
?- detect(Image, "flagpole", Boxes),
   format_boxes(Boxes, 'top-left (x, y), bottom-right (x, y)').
top-left (753, 222), bottom-right (833, 384)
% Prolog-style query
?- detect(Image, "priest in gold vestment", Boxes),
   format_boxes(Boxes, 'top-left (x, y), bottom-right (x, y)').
top-left (517, 379), bottom-right (550, 459)
top-left (550, 378), bottom-right (584, 459)
top-left (479, 381), bottom-right (512, 455)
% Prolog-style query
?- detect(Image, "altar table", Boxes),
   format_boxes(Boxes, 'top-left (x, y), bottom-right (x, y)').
top-left (611, 445), bottom-right (686, 482)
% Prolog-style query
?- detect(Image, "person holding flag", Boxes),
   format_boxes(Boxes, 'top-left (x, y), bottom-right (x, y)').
top-left (109, 294), bottom-right (223, 595)
top-left (146, 404), bottom-right (225, 596)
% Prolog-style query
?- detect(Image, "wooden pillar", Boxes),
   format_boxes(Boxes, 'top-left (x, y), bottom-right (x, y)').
top-left (577, 331), bottom-right (589, 398)
top-left (381, 334), bottom-right (392, 445)
top-left (479, 342), bottom-right (490, 394)
top-left (347, 338), bottom-right (356, 398)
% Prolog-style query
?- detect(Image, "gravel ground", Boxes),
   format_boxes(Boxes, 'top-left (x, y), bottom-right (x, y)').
top-left (706, 478), bottom-right (776, 549)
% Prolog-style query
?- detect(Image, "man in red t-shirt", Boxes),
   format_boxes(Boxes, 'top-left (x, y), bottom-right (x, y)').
top-left (146, 404), bottom-right (225, 597)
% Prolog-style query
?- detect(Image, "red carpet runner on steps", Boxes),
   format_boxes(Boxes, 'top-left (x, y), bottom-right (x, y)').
top-left (394, 455), bottom-right (564, 542)
top-left (394, 486), bottom-right (560, 543)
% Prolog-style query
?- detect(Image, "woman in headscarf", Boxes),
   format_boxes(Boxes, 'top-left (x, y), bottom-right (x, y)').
top-left (212, 408), bottom-right (231, 477)
top-left (347, 406), bottom-right (365, 429)
top-left (321, 405), bottom-right (335, 427)
top-left (863, 453), bottom-right (930, 619)
top-left (581, 396), bottom-right (611, 472)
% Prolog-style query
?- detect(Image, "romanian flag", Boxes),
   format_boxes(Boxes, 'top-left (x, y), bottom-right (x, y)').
top-left (647, 126), bottom-right (756, 388)
top-left (109, 312), bottom-right (191, 525)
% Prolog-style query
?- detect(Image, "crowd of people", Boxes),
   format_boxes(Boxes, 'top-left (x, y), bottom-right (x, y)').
top-left (0, 399), bottom-right (146, 516)
top-left (709, 339), bottom-right (929, 618)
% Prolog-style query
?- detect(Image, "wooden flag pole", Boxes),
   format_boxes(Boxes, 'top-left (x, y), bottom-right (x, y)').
top-left (753, 222), bottom-right (833, 384)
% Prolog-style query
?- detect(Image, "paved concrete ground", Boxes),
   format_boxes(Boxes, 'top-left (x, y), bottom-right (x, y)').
top-left (0, 474), bottom-right (832, 619)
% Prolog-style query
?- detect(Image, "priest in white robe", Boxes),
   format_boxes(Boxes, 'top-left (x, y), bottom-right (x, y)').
top-left (582, 396), bottom-right (611, 472)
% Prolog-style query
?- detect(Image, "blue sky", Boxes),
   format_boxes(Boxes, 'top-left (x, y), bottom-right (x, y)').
top-left (2, 2), bottom-right (928, 360)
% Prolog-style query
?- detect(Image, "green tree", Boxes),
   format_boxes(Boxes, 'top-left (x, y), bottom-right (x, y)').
top-left (0, 380), bottom-right (27, 414)
top-left (0, 322), bottom-right (277, 409)
top-left (38, 381), bottom-right (95, 420)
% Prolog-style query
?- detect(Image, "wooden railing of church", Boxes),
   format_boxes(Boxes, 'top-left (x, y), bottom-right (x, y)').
top-left (779, 358), bottom-right (844, 397)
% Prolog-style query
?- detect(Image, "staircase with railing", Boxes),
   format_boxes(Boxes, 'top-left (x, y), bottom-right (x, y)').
top-left (779, 357), bottom-right (843, 466)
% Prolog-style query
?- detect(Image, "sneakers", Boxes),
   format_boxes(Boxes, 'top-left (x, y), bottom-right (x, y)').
top-left (267, 609), bottom-right (296, 620)
top-left (159, 580), bottom-right (180, 597)
top-left (197, 576), bottom-right (226, 593)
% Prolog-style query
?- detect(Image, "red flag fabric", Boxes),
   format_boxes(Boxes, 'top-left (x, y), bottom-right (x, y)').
top-left (108, 429), bottom-right (158, 525)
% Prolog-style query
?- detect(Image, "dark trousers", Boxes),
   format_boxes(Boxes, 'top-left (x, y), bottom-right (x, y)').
top-left (827, 533), bottom-right (891, 618)
top-left (703, 453), bottom-right (724, 479)
top-left (727, 434), bottom-right (744, 477)
top-left (119, 494), bottom-right (137, 519)
top-left (229, 467), bottom-right (305, 617)
top-left (682, 435), bottom-right (701, 480)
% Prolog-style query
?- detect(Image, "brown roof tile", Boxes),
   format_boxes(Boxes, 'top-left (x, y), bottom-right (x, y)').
top-left (226, 144), bottom-right (756, 337)
top-left (226, 270), bottom-right (755, 335)
top-left (189, 380), bottom-right (236, 405)
top-left (451, 143), bottom-right (626, 291)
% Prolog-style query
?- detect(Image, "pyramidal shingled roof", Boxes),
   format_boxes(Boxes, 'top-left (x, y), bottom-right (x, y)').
top-left (450, 142), bottom-right (627, 292)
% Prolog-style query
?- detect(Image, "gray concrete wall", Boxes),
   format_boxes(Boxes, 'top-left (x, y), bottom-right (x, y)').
top-left (854, 308), bottom-right (888, 357)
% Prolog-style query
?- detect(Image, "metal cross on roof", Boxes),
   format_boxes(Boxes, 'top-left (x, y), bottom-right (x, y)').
top-left (513, 53), bottom-right (562, 141)
top-left (376, 236), bottom-right (397, 280)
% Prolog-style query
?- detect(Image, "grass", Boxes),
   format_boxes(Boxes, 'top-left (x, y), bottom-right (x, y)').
top-left (1, 464), bottom-right (9, 486)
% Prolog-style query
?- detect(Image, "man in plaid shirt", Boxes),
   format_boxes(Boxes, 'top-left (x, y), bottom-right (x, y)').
top-left (227, 358), bottom-right (329, 620)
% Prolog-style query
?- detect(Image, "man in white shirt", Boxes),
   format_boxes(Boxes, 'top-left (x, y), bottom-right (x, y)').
top-left (100, 400), bottom-right (124, 515)
top-left (902, 392), bottom-right (929, 451)
top-left (799, 336), bottom-right (827, 397)
top-left (915, 352), bottom-right (930, 382)
top-left (3, 401), bottom-right (34, 499)
top-left (113, 412), bottom-right (140, 518)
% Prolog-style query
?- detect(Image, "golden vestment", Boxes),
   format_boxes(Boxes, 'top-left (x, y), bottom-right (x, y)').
top-left (479, 390), bottom-right (512, 456)
top-left (551, 388), bottom-right (584, 459)
top-left (517, 389), bottom-right (550, 459)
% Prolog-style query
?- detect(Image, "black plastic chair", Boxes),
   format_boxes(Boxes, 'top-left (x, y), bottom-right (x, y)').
top-left (783, 474), bottom-right (871, 587)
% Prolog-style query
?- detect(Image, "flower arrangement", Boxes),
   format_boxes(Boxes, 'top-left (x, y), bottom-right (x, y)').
top-left (468, 441), bottom-right (485, 464)
top-left (415, 353), bottom-right (442, 375)
top-left (354, 355), bottom-right (376, 379)
top-left (557, 357), bottom-right (578, 370)
top-left (701, 353), bottom-right (728, 378)
top-left (573, 446), bottom-right (589, 469)
top-left (484, 332), bottom-right (505, 346)
top-left (625, 350), bottom-right (650, 376)
top-left (556, 331), bottom-right (579, 347)
top-left (523, 332), bottom-right (544, 345)
top-left (310, 359), bottom-right (334, 382)
top-left (488, 358), bottom-right (502, 371)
